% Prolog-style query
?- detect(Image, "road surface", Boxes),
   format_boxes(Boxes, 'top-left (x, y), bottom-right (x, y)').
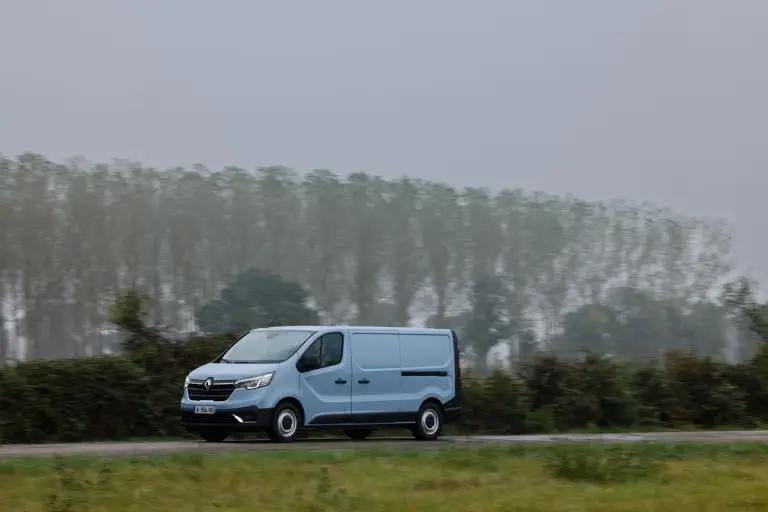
top-left (2, 430), bottom-right (768, 459)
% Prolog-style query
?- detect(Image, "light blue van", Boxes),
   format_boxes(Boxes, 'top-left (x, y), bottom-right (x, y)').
top-left (180, 326), bottom-right (462, 443)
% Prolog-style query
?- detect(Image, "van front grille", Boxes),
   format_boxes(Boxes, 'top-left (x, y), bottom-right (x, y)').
top-left (187, 381), bottom-right (236, 401)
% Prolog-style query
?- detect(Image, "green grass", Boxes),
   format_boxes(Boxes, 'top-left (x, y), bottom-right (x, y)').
top-left (4, 443), bottom-right (768, 511)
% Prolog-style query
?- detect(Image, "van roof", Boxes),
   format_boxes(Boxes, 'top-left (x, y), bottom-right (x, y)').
top-left (252, 325), bottom-right (453, 335)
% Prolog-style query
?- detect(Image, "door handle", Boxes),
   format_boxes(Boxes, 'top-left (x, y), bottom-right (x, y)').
top-left (358, 378), bottom-right (370, 384)
top-left (335, 378), bottom-right (347, 384)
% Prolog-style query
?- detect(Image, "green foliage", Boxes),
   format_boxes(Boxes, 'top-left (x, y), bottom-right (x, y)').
top-left (195, 266), bottom-right (319, 334)
top-left (628, 363), bottom-right (674, 427)
top-left (463, 274), bottom-right (511, 376)
top-left (0, 315), bottom-right (7, 362)
top-left (108, 288), bottom-right (150, 336)
top-left (0, 292), bottom-right (232, 443)
top-left (522, 353), bottom-right (639, 431)
top-left (3, 338), bottom-right (768, 443)
top-left (724, 277), bottom-right (768, 344)
top-left (0, 357), bottom-right (157, 443)
top-left (558, 303), bottom-right (618, 355)
top-left (555, 290), bottom-right (732, 360)
top-left (0, 153), bottom-right (737, 360)
top-left (461, 371), bottom-right (529, 434)
top-left (663, 351), bottom-right (749, 427)
top-left (0, 288), bottom-right (765, 443)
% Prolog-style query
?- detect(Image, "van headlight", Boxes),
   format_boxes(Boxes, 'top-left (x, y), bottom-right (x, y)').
top-left (184, 376), bottom-right (190, 388)
top-left (235, 373), bottom-right (274, 390)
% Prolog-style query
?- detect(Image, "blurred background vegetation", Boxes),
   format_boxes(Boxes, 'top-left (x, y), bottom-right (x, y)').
top-left (0, 153), bottom-right (749, 369)
top-left (2, 153), bottom-right (768, 443)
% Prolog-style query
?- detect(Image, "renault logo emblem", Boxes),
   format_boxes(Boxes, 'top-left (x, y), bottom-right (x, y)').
top-left (204, 377), bottom-right (214, 391)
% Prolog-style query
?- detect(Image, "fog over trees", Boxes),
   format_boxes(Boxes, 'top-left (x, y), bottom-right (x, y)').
top-left (0, 153), bottom-right (754, 370)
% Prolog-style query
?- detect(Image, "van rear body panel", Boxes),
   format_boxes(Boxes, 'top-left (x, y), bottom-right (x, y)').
top-left (398, 332), bottom-right (455, 416)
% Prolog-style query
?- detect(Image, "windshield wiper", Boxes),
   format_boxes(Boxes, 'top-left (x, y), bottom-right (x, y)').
top-left (219, 358), bottom-right (232, 364)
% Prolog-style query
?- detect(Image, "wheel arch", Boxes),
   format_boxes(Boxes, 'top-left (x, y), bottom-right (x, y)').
top-left (274, 397), bottom-right (306, 424)
top-left (419, 397), bottom-right (445, 413)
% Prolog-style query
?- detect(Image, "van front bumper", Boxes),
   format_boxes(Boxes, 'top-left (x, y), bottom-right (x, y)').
top-left (180, 405), bottom-right (274, 431)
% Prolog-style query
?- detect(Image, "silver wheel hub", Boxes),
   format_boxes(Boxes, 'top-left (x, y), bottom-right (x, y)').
top-left (277, 410), bottom-right (297, 438)
top-left (421, 409), bottom-right (439, 435)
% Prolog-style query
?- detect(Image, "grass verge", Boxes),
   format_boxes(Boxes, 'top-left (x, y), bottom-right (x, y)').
top-left (2, 443), bottom-right (768, 511)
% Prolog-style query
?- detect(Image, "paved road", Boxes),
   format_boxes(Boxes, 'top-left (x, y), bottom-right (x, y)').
top-left (2, 430), bottom-right (768, 459)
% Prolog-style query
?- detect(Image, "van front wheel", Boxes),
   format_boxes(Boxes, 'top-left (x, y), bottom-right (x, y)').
top-left (412, 403), bottom-right (442, 441)
top-left (267, 403), bottom-right (302, 443)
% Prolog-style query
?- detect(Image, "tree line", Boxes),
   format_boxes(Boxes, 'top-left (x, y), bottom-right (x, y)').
top-left (0, 152), bottom-right (740, 363)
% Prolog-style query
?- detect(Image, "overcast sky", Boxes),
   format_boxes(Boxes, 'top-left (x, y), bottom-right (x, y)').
top-left (1, 0), bottom-right (766, 282)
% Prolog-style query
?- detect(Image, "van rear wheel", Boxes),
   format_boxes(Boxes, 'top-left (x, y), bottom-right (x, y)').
top-left (412, 402), bottom-right (442, 441)
top-left (199, 429), bottom-right (229, 443)
top-left (344, 429), bottom-right (374, 440)
top-left (267, 402), bottom-right (302, 443)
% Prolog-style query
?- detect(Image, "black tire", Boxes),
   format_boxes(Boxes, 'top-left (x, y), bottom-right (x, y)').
top-left (199, 429), bottom-right (229, 443)
top-left (412, 402), bottom-right (443, 441)
top-left (344, 429), bottom-right (374, 440)
top-left (267, 402), bottom-right (303, 443)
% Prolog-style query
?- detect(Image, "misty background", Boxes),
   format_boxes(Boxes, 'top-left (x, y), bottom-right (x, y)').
top-left (0, 1), bottom-right (766, 368)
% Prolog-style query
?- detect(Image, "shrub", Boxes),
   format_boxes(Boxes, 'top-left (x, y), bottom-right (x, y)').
top-left (521, 353), bottom-right (639, 431)
top-left (2, 357), bottom-right (156, 442)
top-left (0, 330), bottom-right (235, 443)
top-left (628, 362), bottom-right (673, 427)
top-left (460, 371), bottom-right (529, 434)
top-left (0, 331), bottom-right (766, 443)
top-left (730, 344), bottom-right (768, 423)
top-left (558, 354), bottom-right (639, 430)
top-left (663, 351), bottom-right (749, 428)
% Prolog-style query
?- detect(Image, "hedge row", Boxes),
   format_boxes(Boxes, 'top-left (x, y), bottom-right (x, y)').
top-left (2, 335), bottom-right (768, 443)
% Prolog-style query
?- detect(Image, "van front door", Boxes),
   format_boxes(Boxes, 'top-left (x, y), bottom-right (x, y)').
top-left (350, 332), bottom-right (405, 424)
top-left (297, 332), bottom-right (352, 426)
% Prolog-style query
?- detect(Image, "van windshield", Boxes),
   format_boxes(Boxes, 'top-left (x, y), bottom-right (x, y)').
top-left (220, 330), bottom-right (316, 364)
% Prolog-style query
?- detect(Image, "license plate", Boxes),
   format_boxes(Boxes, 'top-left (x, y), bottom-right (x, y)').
top-left (194, 406), bottom-right (216, 414)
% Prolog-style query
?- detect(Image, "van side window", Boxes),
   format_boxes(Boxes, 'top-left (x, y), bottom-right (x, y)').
top-left (320, 333), bottom-right (343, 367)
top-left (298, 333), bottom-right (344, 372)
